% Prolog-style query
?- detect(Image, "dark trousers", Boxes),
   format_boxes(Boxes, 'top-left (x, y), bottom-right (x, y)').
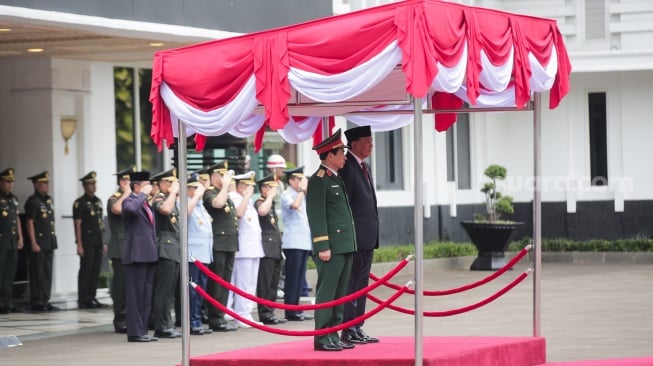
top-left (153, 258), bottom-right (179, 331)
top-left (188, 262), bottom-right (208, 329)
top-left (283, 249), bottom-right (310, 318)
top-left (110, 258), bottom-right (126, 327)
top-left (124, 262), bottom-right (155, 337)
top-left (343, 248), bottom-right (374, 331)
top-left (29, 249), bottom-right (53, 306)
top-left (0, 249), bottom-right (18, 308)
top-left (314, 252), bottom-right (353, 346)
top-left (256, 256), bottom-right (282, 321)
top-left (207, 250), bottom-right (234, 327)
top-left (77, 244), bottom-right (103, 303)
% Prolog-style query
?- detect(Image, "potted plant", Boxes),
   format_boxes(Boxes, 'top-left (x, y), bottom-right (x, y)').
top-left (461, 164), bottom-right (522, 270)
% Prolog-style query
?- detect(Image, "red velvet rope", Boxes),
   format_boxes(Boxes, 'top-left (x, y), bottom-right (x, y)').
top-left (367, 270), bottom-right (530, 317)
top-left (194, 256), bottom-right (410, 311)
top-left (192, 281), bottom-right (410, 336)
top-left (369, 246), bottom-right (530, 296)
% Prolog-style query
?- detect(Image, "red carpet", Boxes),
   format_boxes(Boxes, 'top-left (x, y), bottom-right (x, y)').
top-left (540, 357), bottom-right (653, 366)
top-left (189, 336), bottom-right (546, 366)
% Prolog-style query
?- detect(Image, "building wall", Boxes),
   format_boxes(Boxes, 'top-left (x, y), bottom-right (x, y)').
top-left (0, 0), bottom-right (332, 33)
top-left (0, 57), bottom-right (117, 297)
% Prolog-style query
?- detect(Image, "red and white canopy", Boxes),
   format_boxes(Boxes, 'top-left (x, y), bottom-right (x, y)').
top-left (150, 0), bottom-right (571, 150)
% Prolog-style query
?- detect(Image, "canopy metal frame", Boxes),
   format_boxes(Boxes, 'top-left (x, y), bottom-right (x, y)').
top-left (174, 93), bottom-right (543, 366)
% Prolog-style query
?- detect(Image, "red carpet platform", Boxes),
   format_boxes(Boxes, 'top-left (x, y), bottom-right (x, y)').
top-left (189, 336), bottom-right (546, 366)
top-left (540, 357), bottom-right (653, 366)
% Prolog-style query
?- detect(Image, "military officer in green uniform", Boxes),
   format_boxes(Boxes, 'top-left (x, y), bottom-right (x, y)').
top-left (306, 129), bottom-right (357, 352)
top-left (24, 171), bottom-right (59, 312)
top-left (150, 168), bottom-right (182, 338)
top-left (0, 168), bottom-right (24, 314)
top-left (107, 166), bottom-right (133, 333)
top-left (73, 171), bottom-right (107, 309)
top-left (202, 161), bottom-right (239, 332)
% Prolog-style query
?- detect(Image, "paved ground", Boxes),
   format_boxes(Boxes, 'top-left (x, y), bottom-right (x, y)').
top-left (1, 259), bottom-right (651, 366)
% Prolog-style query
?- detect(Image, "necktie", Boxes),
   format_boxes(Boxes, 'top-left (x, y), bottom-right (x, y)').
top-left (361, 162), bottom-right (371, 186)
top-left (144, 201), bottom-right (154, 225)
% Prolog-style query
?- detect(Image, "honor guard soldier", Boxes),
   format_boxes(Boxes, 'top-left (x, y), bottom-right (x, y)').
top-left (255, 174), bottom-right (286, 325)
top-left (150, 168), bottom-right (182, 339)
top-left (106, 166), bottom-right (133, 333)
top-left (74, 171), bottom-right (107, 309)
top-left (306, 129), bottom-right (357, 352)
top-left (25, 171), bottom-right (59, 312)
top-left (0, 168), bottom-right (24, 314)
top-left (202, 161), bottom-right (239, 332)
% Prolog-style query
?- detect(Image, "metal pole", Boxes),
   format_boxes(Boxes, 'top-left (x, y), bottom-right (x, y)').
top-left (133, 68), bottom-right (142, 170)
top-left (412, 97), bottom-right (424, 366)
top-left (177, 120), bottom-right (191, 366)
top-left (532, 93), bottom-right (542, 337)
top-left (322, 116), bottom-right (330, 139)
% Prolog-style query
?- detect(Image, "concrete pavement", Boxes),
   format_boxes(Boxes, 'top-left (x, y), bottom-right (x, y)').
top-left (1, 257), bottom-right (651, 366)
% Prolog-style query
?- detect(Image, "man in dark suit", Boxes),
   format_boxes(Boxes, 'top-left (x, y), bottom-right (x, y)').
top-left (340, 126), bottom-right (380, 344)
top-left (73, 171), bottom-right (107, 310)
top-left (306, 129), bottom-right (357, 352)
top-left (24, 171), bottom-right (59, 312)
top-left (106, 166), bottom-right (133, 333)
top-left (122, 170), bottom-right (159, 343)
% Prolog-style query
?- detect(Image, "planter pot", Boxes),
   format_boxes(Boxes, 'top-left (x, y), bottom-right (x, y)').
top-left (461, 221), bottom-right (523, 271)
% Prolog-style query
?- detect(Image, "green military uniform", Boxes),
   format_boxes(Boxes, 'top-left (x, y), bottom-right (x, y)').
top-left (73, 171), bottom-right (105, 308)
top-left (201, 161), bottom-right (239, 330)
top-left (0, 168), bottom-right (21, 313)
top-left (306, 129), bottom-right (357, 350)
top-left (24, 171), bottom-right (58, 311)
top-left (106, 167), bottom-right (133, 332)
top-left (150, 168), bottom-right (181, 336)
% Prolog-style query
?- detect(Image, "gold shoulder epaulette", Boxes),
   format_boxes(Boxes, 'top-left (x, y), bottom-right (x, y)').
top-left (74, 201), bottom-right (79, 209)
top-left (113, 192), bottom-right (122, 198)
top-left (316, 169), bottom-right (325, 178)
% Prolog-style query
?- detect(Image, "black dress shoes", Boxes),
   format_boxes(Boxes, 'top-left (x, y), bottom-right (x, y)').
top-left (91, 299), bottom-right (108, 308)
top-left (190, 327), bottom-right (213, 335)
top-left (357, 328), bottom-right (379, 343)
top-left (336, 341), bottom-right (355, 349)
top-left (287, 313), bottom-right (313, 321)
top-left (341, 330), bottom-right (367, 344)
top-left (261, 316), bottom-right (288, 325)
top-left (0, 307), bottom-right (8, 314)
top-left (114, 325), bottom-right (127, 334)
top-left (154, 329), bottom-right (181, 338)
top-left (127, 335), bottom-right (159, 342)
top-left (210, 323), bottom-right (238, 332)
top-left (314, 342), bottom-right (343, 351)
top-left (79, 301), bottom-right (96, 309)
top-left (45, 303), bottom-right (60, 311)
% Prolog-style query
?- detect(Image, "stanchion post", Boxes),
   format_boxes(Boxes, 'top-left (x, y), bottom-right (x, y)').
top-left (177, 120), bottom-right (191, 366)
top-left (532, 93), bottom-right (542, 337)
top-left (412, 97), bottom-right (424, 366)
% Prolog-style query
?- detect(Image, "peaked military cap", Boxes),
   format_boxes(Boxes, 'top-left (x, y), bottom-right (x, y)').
top-left (80, 171), bottom-right (97, 184)
top-left (233, 171), bottom-right (256, 185)
top-left (283, 166), bottom-right (305, 180)
top-left (257, 173), bottom-right (278, 189)
top-left (187, 173), bottom-right (201, 187)
top-left (209, 161), bottom-right (229, 173)
top-left (196, 167), bottom-right (211, 181)
top-left (114, 166), bottom-right (135, 182)
top-left (0, 168), bottom-right (15, 182)
top-left (129, 170), bottom-right (150, 182)
top-left (313, 128), bottom-right (346, 155)
top-left (345, 125), bottom-right (372, 143)
top-left (150, 168), bottom-right (177, 183)
top-left (28, 171), bottom-right (49, 183)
